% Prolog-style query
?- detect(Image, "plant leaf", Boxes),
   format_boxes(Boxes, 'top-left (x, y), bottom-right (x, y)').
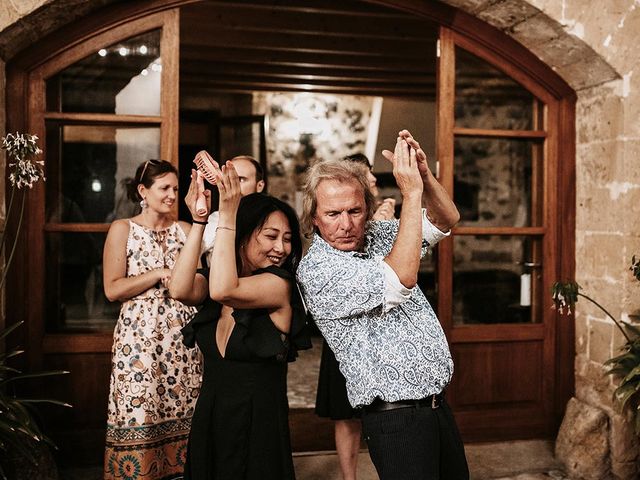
top-left (0, 321), bottom-right (24, 341)
top-left (0, 370), bottom-right (69, 386)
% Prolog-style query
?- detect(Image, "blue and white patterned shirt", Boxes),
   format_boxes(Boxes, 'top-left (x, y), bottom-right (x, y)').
top-left (297, 212), bottom-right (454, 408)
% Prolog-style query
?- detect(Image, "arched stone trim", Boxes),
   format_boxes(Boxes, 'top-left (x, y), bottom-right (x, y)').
top-left (437, 0), bottom-right (620, 90)
top-left (0, 0), bottom-right (619, 91)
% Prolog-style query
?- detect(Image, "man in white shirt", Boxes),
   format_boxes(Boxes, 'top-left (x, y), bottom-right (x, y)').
top-left (297, 130), bottom-right (469, 480)
top-left (201, 156), bottom-right (265, 264)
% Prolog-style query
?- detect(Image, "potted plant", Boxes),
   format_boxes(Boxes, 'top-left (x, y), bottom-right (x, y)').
top-left (552, 255), bottom-right (640, 434)
top-left (0, 132), bottom-right (70, 479)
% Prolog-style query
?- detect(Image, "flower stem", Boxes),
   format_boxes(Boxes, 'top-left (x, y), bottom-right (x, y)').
top-left (578, 292), bottom-right (631, 342)
top-left (0, 190), bottom-right (25, 291)
top-left (0, 185), bottom-right (16, 250)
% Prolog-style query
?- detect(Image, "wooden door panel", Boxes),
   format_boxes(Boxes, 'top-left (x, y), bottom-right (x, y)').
top-left (449, 341), bottom-right (543, 407)
top-left (39, 352), bottom-right (111, 465)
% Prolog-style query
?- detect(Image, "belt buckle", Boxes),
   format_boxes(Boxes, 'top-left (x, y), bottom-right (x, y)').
top-left (431, 394), bottom-right (439, 409)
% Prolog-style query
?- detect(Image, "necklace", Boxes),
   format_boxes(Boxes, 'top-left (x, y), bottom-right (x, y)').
top-left (153, 227), bottom-right (169, 268)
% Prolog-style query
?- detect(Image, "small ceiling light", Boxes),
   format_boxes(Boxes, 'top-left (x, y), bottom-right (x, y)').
top-left (141, 69), bottom-right (149, 76)
top-left (98, 48), bottom-right (107, 57)
top-left (139, 45), bottom-right (148, 55)
top-left (151, 63), bottom-right (162, 72)
top-left (119, 47), bottom-right (128, 56)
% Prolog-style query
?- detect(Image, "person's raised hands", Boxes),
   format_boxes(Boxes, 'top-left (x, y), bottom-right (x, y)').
top-left (398, 129), bottom-right (433, 181)
top-left (382, 137), bottom-right (423, 198)
top-left (372, 198), bottom-right (396, 221)
top-left (217, 161), bottom-right (242, 217)
top-left (185, 169), bottom-right (211, 222)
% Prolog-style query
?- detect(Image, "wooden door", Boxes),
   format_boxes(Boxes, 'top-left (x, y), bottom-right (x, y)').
top-left (435, 28), bottom-right (575, 441)
top-left (7, 9), bottom-right (180, 465)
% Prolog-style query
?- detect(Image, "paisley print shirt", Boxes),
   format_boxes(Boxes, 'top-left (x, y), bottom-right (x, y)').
top-left (297, 211), bottom-right (454, 408)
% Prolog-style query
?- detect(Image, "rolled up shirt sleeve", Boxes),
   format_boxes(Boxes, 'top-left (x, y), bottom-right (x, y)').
top-left (422, 209), bottom-right (450, 250)
top-left (381, 260), bottom-right (411, 312)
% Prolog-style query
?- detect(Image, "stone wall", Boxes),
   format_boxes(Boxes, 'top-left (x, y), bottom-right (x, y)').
top-left (1, 0), bottom-right (640, 477)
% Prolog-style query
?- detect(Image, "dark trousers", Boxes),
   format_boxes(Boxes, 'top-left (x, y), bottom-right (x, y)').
top-left (361, 398), bottom-right (469, 480)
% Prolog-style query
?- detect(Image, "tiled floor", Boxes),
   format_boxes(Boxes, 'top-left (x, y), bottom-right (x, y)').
top-left (287, 336), bottom-right (322, 408)
top-left (60, 440), bottom-right (566, 479)
top-left (60, 339), bottom-right (569, 479)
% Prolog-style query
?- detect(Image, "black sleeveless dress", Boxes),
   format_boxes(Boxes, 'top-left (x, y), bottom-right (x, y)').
top-left (181, 266), bottom-right (311, 480)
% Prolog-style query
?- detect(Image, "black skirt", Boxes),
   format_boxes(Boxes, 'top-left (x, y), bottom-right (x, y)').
top-left (315, 340), bottom-right (360, 420)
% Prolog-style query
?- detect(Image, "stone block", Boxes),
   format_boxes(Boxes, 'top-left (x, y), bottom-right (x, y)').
top-left (574, 277), bottom-right (624, 323)
top-left (622, 141), bottom-right (640, 185)
top-left (598, 5), bottom-right (640, 77)
top-left (530, 34), bottom-right (599, 70)
top-left (609, 412), bottom-right (640, 466)
top-left (476, 0), bottom-right (541, 30)
top-left (559, 0), bottom-right (631, 62)
top-left (575, 232), bottom-right (627, 283)
top-left (556, 58), bottom-right (620, 92)
top-left (440, 0), bottom-right (495, 15)
top-left (555, 397), bottom-right (610, 480)
top-left (588, 319), bottom-right (613, 365)
top-left (575, 310), bottom-right (588, 355)
top-left (527, 0), bottom-right (563, 22)
top-left (575, 355), bottom-right (615, 413)
top-left (622, 188), bottom-right (640, 241)
top-left (576, 90), bottom-right (624, 144)
top-left (611, 460), bottom-right (640, 480)
top-left (509, 11), bottom-right (564, 44)
top-left (576, 187), bottom-right (623, 233)
top-left (576, 140), bottom-right (623, 186)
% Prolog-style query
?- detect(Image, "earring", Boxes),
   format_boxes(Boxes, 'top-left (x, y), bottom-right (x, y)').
top-left (140, 198), bottom-right (147, 209)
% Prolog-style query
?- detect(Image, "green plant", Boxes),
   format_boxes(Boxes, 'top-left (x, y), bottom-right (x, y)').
top-left (1, 132), bottom-right (69, 479)
top-left (1, 132), bottom-right (45, 289)
top-left (552, 257), bottom-right (640, 434)
top-left (0, 322), bottom-right (71, 479)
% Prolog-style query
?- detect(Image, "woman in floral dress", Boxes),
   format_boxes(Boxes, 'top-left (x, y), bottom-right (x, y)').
top-left (102, 160), bottom-right (202, 480)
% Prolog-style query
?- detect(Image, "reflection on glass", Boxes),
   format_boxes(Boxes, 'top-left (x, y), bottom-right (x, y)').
top-left (45, 232), bottom-right (119, 332)
top-left (455, 47), bottom-right (537, 130)
top-left (453, 235), bottom-right (542, 325)
top-left (454, 137), bottom-right (542, 227)
top-left (46, 30), bottom-right (161, 114)
top-left (45, 124), bottom-right (161, 223)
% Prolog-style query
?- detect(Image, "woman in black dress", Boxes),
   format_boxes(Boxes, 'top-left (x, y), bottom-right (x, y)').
top-left (170, 162), bottom-right (310, 480)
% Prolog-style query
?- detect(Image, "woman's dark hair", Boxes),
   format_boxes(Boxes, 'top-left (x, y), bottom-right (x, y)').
top-left (343, 153), bottom-right (372, 170)
top-left (125, 159), bottom-right (178, 202)
top-left (235, 193), bottom-right (303, 274)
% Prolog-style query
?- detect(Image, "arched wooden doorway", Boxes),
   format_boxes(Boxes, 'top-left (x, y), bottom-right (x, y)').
top-left (5, 0), bottom-right (575, 465)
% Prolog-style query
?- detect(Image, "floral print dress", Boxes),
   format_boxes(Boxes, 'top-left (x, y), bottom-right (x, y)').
top-left (104, 221), bottom-right (202, 480)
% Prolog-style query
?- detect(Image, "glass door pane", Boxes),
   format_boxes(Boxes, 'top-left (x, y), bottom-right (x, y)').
top-left (454, 137), bottom-right (543, 227)
top-left (46, 30), bottom-right (162, 115)
top-left (45, 123), bottom-right (161, 223)
top-left (455, 46), bottom-right (539, 130)
top-left (452, 235), bottom-right (543, 325)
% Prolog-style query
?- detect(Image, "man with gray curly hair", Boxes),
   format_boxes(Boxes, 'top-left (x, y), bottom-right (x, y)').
top-left (297, 130), bottom-right (469, 480)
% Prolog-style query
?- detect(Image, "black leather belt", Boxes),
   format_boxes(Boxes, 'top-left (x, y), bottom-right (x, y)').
top-left (364, 393), bottom-right (443, 413)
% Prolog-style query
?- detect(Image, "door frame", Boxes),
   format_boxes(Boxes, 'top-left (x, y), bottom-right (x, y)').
top-left (4, 0), bottom-right (576, 454)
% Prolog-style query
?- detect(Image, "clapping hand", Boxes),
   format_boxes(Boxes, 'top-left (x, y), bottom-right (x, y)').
top-left (399, 129), bottom-right (432, 181)
top-left (217, 161), bottom-right (242, 217)
top-left (382, 137), bottom-right (423, 197)
top-left (185, 169), bottom-right (211, 222)
top-left (372, 198), bottom-right (396, 220)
